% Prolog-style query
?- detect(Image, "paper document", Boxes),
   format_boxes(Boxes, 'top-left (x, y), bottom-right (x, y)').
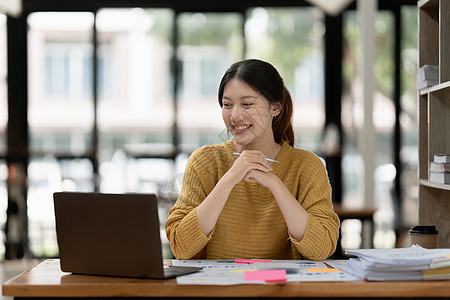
top-left (340, 245), bottom-right (450, 281)
top-left (345, 245), bottom-right (450, 265)
top-left (173, 259), bottom-right (360, 285)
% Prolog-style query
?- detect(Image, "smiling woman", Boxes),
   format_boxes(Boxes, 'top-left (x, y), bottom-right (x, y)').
top-left (165, 59), bottom-right (340, 261)
top-left (220, 79), bottom-right (278, 149)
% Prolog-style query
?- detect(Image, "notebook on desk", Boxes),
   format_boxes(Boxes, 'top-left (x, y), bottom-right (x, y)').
top-left (53, 192), bottom-right (202, 279)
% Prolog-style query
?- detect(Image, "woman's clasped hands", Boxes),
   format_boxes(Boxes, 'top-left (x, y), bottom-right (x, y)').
top-left (227, 150), bottom-right (277, 188)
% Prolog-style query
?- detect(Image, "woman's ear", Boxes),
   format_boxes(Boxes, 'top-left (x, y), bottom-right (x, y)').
top-left (271, 102), bottom-right (282, 117)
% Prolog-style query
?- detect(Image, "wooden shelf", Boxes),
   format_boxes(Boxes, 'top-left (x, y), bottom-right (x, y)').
top-left (419, 80), bottom-right (450, 95)
top-left (418, 0), bottom-right (438, 10)
top-left (419, 179), bottom-right (450, 191)
top-left (417, 0), bottom-right (450, 248)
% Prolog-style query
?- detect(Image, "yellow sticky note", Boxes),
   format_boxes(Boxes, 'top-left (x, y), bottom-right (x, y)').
top-left (231, 269), bottom-right (254, 273)
top-left (307, 268), bottom-right (342, 273)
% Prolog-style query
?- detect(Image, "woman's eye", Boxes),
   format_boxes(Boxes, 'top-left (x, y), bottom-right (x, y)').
top-left (243, 103), bottom-right (253, 108)
top-left (223, 103), bottom-right (232, 108)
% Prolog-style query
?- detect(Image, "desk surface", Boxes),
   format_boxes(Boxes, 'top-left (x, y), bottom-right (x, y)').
top-left (3, 259), bottom-right (450, 299)
top-left (333, 204), bottom-right (376, 220)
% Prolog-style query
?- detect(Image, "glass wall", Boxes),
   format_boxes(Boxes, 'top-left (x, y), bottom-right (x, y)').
top-left (23, 7), bottom-right (327, 258)
top-left (245, 7), bottom-right (325, 152)
top-left (177, 12), bottom-right (243, 153)
top-left (96, 8), bottom-right (175, 195)
top-left (28, 12), bottom-right (95, 156)
top-left (341, 11), bottom-right (396, 249)
top-left (0, 13), bottom-right (6, 154)
top-left (13, 3), bottom-right (418, 258)
top-left (27, 12), bottom-right (95, 256)
top-left (399, 6), bottom-right (418, 241)
top-left (341, 9), bottom-right (418, 250)
top-left (0, 13), bottom-right (7, 260)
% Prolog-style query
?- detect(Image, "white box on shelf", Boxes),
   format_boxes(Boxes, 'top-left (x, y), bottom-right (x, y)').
top-left (429, 172), bottom-right (450, 184)
top-left (434, 154), bottom-right (450, 163)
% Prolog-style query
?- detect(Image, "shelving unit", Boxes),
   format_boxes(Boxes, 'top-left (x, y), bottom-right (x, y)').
top-left (417, 0), bottom-right (450, 247)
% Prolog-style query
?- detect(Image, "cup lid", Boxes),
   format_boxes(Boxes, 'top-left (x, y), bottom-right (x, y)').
top-left (409, 225), bottom-right (438, 234)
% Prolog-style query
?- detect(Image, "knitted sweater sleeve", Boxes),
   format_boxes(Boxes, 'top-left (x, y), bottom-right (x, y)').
top-left (165, 148), bottom-right (215, 259)
top-left (289, 153), bottom-right (340, 261)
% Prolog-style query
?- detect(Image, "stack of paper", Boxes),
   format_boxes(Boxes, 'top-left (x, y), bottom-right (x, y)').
top-left (424, 256), bottom-right (450, 280)
top-left (430, 154), bottom-right (450, 184)
top-left (417, 64), bottom-right (439, 90)
top-left (340, 245), bottom-right (450, 281)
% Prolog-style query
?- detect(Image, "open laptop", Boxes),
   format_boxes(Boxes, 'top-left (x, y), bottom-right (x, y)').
top-left (53, 192), bottom-right (202, 279)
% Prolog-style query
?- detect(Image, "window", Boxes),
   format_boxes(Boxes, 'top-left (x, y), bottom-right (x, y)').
top-left (179, 51), bottom-right (227, 98)
top-left (0, 160), bottom-right (6, 259)
top-left (399, 6), bottom-right (418, 233)
top-left (0, 13), bottom-right (6, 154)
top-left (177, 12), bottom-right (243, 153)
top-left (13, 3), bottom-right (417, 259)
top-left (0, 13), bottom-right (7, 260)
top-left (341, 10), bottom-right (407, 249)
top-left (27, 12), bottom-right (95, 256)
top-left (28, 12), bottom-right (95, 155)
top-left (246, 7), bottom-right (325, 152)
top-left (44, 42), bottom-right (93, 98)
top-left (96, 8), bottom-right (176, 194)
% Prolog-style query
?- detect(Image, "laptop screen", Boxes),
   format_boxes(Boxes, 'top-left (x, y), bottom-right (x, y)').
top-left (54, 192), bottom-right (165, 278)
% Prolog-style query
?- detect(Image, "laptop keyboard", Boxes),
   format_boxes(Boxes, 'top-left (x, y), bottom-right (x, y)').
top-left (164, 266), bottom-right (202, 278)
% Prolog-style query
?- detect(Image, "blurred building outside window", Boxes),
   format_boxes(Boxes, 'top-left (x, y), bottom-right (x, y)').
top-left (177, 12), bottom-right (243, 154)
top-left (342, 11), bottom-right (395, 250)
top-left (96, 8), bottom-right (175, 199)
top-left (0, 13), bottom-right (8, 260)
top-left (23, 7), bottom-right (328, 258)
top-left (0, 13), bottom-right (6, 154)
top-left (398, 5), bottom-right (419, 245)
top-left (246, 7), bottom-right (325, 152)
top-left (2, 4), bottom-right (418, 259)
top-left (341, 8), bottom-right (418, 251)
top-left (27, 12), bottom-right (95, 257)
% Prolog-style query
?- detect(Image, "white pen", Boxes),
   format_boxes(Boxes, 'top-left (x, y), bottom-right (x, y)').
top-left (232, 152), bottom-right (279, 163)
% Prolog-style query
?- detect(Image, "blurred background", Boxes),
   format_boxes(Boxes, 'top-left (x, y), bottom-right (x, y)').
top-left (0, 0), bottom-right (419, 260)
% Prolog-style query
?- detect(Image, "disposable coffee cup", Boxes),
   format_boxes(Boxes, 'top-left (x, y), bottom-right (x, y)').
top-left (409, 225), bottom-right (438, 248)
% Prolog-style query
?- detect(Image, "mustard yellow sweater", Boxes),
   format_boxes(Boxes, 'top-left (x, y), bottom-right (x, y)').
top-left (165, 139), bottom-right (340, 260)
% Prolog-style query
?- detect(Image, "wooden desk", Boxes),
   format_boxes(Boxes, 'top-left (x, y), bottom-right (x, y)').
top-left (3, 259), bottom-right (450, 299)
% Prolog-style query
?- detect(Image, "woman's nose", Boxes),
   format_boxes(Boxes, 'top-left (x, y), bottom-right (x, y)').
top-left (230, 106), bottom-right (244, 122)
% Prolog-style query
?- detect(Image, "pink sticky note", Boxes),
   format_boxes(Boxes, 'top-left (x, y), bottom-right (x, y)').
top-left (235, 258), bottom-right (272, 264)
top-left (244, 270), bottom-right (287, 282)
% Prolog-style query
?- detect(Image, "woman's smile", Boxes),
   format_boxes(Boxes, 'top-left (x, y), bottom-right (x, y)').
top-left (233, 124), bottom-right (252, 134)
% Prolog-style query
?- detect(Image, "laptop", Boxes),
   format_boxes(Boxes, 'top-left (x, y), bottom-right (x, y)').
top-left (53, 192), bottom-right (202, 279)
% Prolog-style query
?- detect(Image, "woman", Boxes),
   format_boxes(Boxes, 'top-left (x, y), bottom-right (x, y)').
top-left (165, 59), bottom-right (339, 260)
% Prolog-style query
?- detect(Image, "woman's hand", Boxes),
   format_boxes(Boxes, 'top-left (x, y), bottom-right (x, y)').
top-left (243, 168), bottom-right (278, 188)
top-left (236, 152), bottom-right (309, 242)
top-left (196, 150), bottom-right (273, 237)
top-left (224, 150), bottom-right (273, 186)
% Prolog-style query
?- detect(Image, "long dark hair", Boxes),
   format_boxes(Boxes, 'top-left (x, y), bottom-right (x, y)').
top-left (218, 59), bottom-right (295, 146)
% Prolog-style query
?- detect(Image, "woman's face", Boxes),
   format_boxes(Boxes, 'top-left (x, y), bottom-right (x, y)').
top-left (221, 79), bottom-right (278, 149)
